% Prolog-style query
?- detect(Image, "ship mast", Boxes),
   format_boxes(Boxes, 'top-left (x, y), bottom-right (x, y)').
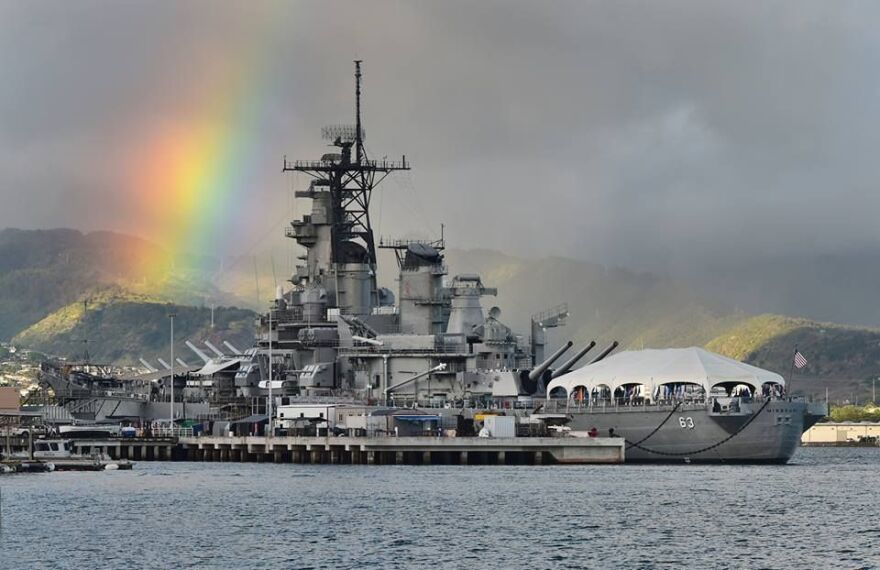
top-left (355, 60), bottom-right (364, 165)
top-left (283, 61), bottom-right (410, 314)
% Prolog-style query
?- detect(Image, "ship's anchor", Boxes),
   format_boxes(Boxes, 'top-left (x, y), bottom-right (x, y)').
top-left (624, 399), bottom-right (771, 457)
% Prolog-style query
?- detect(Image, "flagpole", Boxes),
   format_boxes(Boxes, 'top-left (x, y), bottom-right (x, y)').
top-left (787, 346), bottom-right (797, 397)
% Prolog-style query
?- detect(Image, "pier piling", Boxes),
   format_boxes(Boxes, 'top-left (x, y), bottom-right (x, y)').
top-left (0, 435), bottom-right (623, 467)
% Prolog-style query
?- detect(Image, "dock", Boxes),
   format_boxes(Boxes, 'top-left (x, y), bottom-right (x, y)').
top-left (2, 436), bottom-right (175, 463)
top-left (175, 435), bottom-right (624, 465)
top-left (2, 435), bottom-right (624, 465)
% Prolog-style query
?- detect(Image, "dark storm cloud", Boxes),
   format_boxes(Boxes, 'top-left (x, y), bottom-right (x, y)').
top-left (1, 0), bottom-right (879, 270)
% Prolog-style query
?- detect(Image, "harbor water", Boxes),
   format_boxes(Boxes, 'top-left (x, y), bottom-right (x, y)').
top-left (1, 447), bottom-right (879, 569)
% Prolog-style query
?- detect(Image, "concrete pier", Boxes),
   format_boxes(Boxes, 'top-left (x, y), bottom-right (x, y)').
top-left (52, 438), bottom-right (176, 460)
top-left (1, 435), bottom-right (624, 465)
top-left (173, 435), bottom-right (624, 465)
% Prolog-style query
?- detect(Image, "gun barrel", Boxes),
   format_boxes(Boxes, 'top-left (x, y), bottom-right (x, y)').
top-left (551, 341), bottom-right (597, 378)
top-left (589, 341), bottom-right (619, 364)
top-left (203, 340), bottom-right (226, 358)
top-left (138, 358), bottom-right (158, 373)
top-left (185, 340), bottom-right (212, 363)
top-left (529, 341), bottom-right (574, 381)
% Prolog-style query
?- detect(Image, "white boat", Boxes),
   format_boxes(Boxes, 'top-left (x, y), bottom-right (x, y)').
top-left (10, 438), bottom-right (132, 471)
top-left (58, 424), bottom-right (120, 439)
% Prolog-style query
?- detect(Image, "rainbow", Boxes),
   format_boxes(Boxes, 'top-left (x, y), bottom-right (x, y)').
top-left (128, 15), bottom-right (281, 293)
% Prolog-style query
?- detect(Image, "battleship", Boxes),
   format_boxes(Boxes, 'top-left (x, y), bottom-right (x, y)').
top-left (38, 61), bottom-right (826, 462)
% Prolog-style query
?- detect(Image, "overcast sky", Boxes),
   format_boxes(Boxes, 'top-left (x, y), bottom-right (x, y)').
top-left (2, 1), bottom-right (879, 272)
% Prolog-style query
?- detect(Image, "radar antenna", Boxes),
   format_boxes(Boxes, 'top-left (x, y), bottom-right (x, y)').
top-left (355, 59), bottom-right (364, 164)
top-left (283, 61), bottom-right (410, 277)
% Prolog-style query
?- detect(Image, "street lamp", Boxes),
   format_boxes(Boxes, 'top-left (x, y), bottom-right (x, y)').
top-left (168, 308), bottom-right (176, 431)
top-left (267, 307), bottom-right (273, 437)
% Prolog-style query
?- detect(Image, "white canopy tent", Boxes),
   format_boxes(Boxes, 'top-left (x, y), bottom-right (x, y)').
top-left (194, 358), bottom-right (244, 377)
top-left (546, 347), bottom-right (784, 400)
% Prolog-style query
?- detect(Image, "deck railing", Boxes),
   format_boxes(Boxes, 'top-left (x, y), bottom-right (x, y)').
top-left (151, 427), bottom-right (194, 438)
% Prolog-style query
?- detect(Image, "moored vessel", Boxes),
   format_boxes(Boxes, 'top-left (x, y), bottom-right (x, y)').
top-left (33, 61), bottom-right (826, 464)
top-left (544, 347), bottom-right (827, 463)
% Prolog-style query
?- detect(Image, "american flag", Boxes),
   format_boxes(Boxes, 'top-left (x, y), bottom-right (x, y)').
top-left (794, 350), bottom-right (808, 369)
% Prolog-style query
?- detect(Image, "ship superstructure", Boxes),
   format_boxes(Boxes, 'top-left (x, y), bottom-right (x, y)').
top-left (235, 61), bottom-right (574, 407)
top-left (35, 61), bottom-right (828, 463)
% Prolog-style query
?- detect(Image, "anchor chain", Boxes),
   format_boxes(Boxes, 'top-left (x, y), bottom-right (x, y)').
top-left (625, 402), bottom-right (682, 450)
top-left (624, 398), bottom-right (772, 458)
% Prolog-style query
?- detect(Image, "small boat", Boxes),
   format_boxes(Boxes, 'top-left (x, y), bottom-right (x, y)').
top-left (0, 461), bottom-right (52, 474)
top-left (12, 439), bottom-right (132, 471)
top-left (58, 424), bottom-right (121, 439)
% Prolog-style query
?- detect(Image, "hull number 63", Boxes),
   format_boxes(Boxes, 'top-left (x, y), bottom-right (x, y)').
top-left (679, 417), bottom-right (695, 429)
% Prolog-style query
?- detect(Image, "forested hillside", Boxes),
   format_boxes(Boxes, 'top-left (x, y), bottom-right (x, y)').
top-left (4, 229), bottom-right (880, 389)
top-left (12, 286), bottom-right (255, 364)
top-left (0, 229), bottom-right (255, 363)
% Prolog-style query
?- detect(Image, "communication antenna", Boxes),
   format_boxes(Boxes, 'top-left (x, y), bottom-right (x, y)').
top-left (321, 125), bottom-right (363, 144)
top-left (283, 60), bottom-right (410, 288)
top-left (530, 303), bottom-right (569, 365)
top-left (253, 256), bottom-right (261, 305)
top-left (355, 59), bottom-right (364, 164)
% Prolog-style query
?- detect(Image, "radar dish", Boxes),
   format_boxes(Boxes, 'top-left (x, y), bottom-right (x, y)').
top-left (489, 306), bottom-right (501, 319)
top-left (321, 124), bottom-right (366, 142)
top-left (407, 243), bottom-right (439, 259)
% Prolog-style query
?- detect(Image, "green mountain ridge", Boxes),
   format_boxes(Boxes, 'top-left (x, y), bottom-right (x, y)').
top-left (0, 229), bottom-right (257, 364)
top-left (0, 228), bottom-right (252, 341)
top-left (706, 314), bottom-right (880, 380)
top-left (12, 286), bottom-right (256, 365)
top-left (444, 249), bottom-right (880, 388)
top-left (3, 229), bottom-right (879, 396)
top-left (444, 248), bottom-right (743, 347)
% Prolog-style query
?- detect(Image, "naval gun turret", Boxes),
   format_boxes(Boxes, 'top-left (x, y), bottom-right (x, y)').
top-left (529, 341), bottom-right (573, 382)
top-left (515, 340), bottom-right (574, 395)
top-left (551, 341), bottom-right (597, 379)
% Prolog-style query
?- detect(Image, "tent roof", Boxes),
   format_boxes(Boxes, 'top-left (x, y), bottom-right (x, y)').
top-left (546, 347), bottom-right (784, 396)
top-left (229, 414), bottom-right (268, 425)
top-left (120, 366), bottom-right (201, 381)
top-left (194, 358), bottom-right (243, 376)
top-left (370, 408), bottom-right (433, 417)
top-left (393, 415), bottom-right (441, 422)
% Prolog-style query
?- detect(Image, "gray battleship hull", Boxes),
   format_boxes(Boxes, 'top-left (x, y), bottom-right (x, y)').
top-left (560, 399), bottom-right (809, 463)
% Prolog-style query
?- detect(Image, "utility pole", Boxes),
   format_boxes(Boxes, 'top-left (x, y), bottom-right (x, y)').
top-left (168, 308), bottom-right (176, 430)
top-left (82, 299), bottom-right (90, 363)
top-left (267, 307), bottom-right (274, 436)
